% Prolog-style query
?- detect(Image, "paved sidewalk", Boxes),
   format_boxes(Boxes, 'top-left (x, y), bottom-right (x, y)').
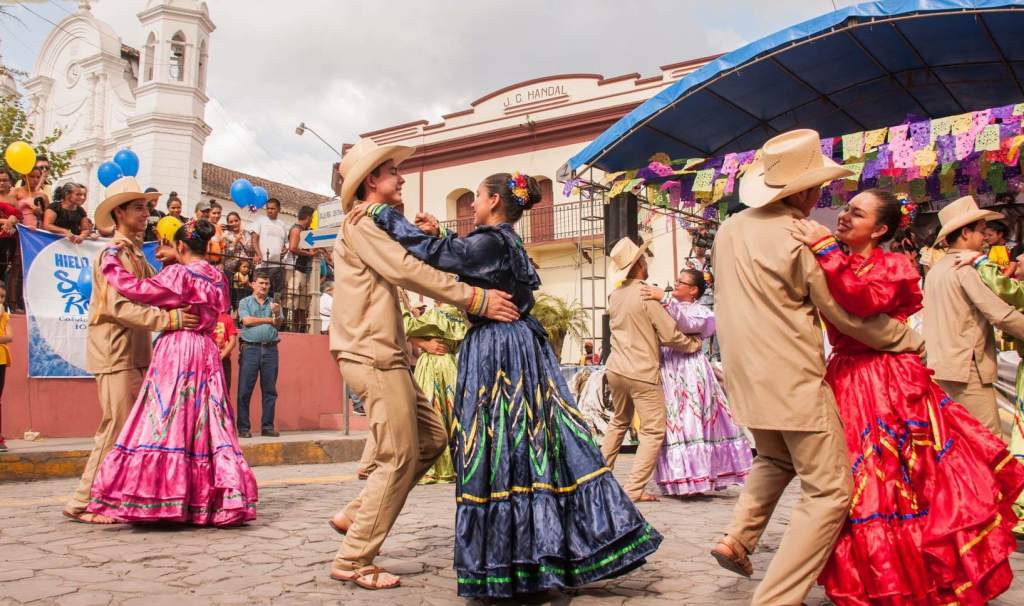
top-left (1, 457), bottom-right (1022, 605)
top-left (0, 431), bottom-right (368, 482)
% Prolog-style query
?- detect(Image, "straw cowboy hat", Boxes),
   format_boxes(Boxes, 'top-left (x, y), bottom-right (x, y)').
top-left (739, 129), bottom-right (853, 208)
top-left (337, 137), bottom-right (415, 212)
top-left (934, 195), bottom-right (1003, 245)
top-left (608, 237), bottom-right (652, 287)
top-left (94, 177), bottom-right (160, 231)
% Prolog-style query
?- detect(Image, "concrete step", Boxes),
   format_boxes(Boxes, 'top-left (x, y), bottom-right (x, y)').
top-left (0, 430), bottom-right (368, 482)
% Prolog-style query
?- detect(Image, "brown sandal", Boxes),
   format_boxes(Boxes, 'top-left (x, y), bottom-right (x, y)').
top-left (632, 492), bottom-right (660, 503)
top-left (327, 515), bottom-right (350, 535)
top-left (62, 510), bottom-right (117, 525)
top-left (331, 565), bottom-right (401, 590)
top-left (711, 535), bottom-right (753, 577)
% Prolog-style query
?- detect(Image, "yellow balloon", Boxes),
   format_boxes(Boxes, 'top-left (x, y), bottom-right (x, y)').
top-left (156, 216), bottom-right (183, 245)
top-left (4, 141), bottom-right (37, 175)
top-left (311, 210), bottom-right (319, 230)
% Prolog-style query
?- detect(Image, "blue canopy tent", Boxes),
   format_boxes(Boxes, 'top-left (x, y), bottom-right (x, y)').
top-left (563, 0), bottom-right (1024, 177)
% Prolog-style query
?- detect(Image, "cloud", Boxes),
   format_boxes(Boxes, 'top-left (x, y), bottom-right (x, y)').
top-left (12, 0), bottom-right (853, 195)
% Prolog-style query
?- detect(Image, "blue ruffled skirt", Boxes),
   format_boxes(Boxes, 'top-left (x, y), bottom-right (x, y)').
top-left (452, 318), bottom-right (662, 598)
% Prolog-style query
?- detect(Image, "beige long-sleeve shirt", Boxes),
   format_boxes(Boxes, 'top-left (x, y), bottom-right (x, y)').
top-left (712, 203), bottom-right (922, 431)
top-left (923, 251), bottom-right (1024, 383)
top-left (605, 279), bottom-right (702, 383)
top-left (330, 213), bottom-right (477, 369)
top-left (86, 231), bottom-right (169, 375)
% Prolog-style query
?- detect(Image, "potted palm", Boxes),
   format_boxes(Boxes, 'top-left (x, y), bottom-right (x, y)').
top-left (532, 293), bottom-right (590, 361)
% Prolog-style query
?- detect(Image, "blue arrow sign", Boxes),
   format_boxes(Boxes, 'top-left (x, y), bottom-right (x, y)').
top-left (303, 231), bottom-right (334, 247)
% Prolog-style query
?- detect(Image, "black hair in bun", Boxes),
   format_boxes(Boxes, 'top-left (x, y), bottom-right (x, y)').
top-left (483, 172), bottom-right (543, 223)
top-left (174, 219), bottom-right (215, 255)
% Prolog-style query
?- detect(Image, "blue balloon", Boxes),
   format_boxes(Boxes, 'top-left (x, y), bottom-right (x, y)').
top-left (113, 148), bottom-right (140, 177)
top-left (251, 185), bottom-right (269, 209)
top-left (230, 179), bottom-right (255, 206)
top-left (76, 264), bottom-right (92, 303)
top-left (97, 161), bottom-right (124, 187)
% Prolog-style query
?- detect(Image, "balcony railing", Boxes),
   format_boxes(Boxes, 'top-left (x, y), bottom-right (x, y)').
top-left (439, 200), bottom-right (604, 245)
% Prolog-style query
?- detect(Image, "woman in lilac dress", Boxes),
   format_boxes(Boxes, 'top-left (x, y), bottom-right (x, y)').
top-left (87, 220), bottom-right (258, 526)
top-left (650, 269), bottom-right (752, 496)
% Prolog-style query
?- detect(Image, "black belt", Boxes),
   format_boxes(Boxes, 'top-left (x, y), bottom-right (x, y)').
top-left (241, 340), bottom-right (279, 347)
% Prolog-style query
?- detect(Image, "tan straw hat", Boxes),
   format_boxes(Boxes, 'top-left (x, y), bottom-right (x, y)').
top-left (739, 129), bottom-right (853, 208)
top-left (337, 138), bottom-right (415, 212)
top-left (93, 177), bottom-right (160, 231)
top-left (934, 195), bottom-right (1003, 245)
top-left (608, 237), bottom-right (652, 288)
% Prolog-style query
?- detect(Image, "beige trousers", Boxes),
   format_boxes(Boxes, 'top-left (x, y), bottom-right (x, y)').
top-left (601, 370), bottom-right (666, 499)
top-left (65, 368), bottom-right (145, 515)
top-left (335, 361), bottom-right (447, 567)
top-left (937, 363), bottom-right (1002, 439)
top-left (358, 432), bottom-right (377, 475)
top-left (724, 404), bottom-right (851, 606)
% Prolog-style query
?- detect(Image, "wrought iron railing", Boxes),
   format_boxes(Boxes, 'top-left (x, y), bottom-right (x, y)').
top-left (439, 200), bottom-right (604, 245)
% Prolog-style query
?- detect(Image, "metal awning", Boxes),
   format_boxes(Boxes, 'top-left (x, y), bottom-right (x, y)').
top-left (565, 0), bottom-right (1024, 175)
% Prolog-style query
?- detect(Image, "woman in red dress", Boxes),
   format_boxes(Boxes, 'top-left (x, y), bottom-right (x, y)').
top-left (791, 188), bottom-right (1024, 605)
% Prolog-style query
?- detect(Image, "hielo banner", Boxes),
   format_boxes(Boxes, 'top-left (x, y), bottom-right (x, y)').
top-left (17, 226), bottom-right (161, 378)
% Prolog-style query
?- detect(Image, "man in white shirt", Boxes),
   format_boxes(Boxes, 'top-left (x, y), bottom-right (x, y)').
top-left (319, 281), bottom-right (333, 334)
top-left (251, 198), bottom-right (289, 300)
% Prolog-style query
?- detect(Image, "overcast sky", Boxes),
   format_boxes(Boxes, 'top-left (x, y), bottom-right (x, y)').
top-left (1, 0), bottom-right (855, 194)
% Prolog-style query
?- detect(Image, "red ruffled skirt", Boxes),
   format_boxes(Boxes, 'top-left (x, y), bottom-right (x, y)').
top-left (819, 349), bottom-right (1024, 606)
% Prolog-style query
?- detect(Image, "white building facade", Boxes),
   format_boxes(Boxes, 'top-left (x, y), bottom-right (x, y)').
top-left (23, 0), bottom-right (214, 212)
top-left (354, 58), bottom-right (718, 359)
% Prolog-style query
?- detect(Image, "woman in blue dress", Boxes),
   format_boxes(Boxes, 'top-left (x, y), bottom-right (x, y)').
top-left (352, 172), bottom-right (662, 598)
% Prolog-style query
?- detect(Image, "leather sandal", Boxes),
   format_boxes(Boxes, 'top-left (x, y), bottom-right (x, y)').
top-left (711, 535), bottom-right (753, 577)
top-left (331, 565), bottom-right (401, 590)
top-left (62, 510), bottom-right (117, 525)
top-left (632, 492), bottom-right (660, 502)
top-left (327, 513), bottom-right (351, 535)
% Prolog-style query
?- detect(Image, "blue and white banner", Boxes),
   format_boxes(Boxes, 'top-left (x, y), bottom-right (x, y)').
top-left (18, 226), bottom-right (161, 378)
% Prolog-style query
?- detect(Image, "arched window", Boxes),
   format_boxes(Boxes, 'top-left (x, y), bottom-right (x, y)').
top-left (197, 39), bottom-right (208, 91)
top-left (169, 31), bottom-right (186, 82)
top-left (143, 32), bottom-right (155, 82)
top-left (456, 190), bottom-right (474, 236)
top-left (530, 177), bottom-right (554, 243)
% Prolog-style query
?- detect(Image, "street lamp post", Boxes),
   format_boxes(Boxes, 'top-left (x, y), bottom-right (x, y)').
top-left (295, 122), bottom-right (342, 158)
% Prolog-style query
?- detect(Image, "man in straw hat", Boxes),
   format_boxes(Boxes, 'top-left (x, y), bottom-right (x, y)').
top-left (709, 129), bottom-right (923, 605)
top-left (63, 177), bottom-right (199, 524)
top-left (326, 138), bottom-right (519, 590)
top-left (600, 236), bottom-right (702, 502)
top-left (923, 195), bottom-right (1024, 437)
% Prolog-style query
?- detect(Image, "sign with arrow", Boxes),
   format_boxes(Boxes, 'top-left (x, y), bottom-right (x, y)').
top-left (300, 228), bottom-right (337, 250)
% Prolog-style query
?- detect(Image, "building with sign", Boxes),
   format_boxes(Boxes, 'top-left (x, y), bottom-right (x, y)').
top-left (352, 56), bottom-right (717, 359)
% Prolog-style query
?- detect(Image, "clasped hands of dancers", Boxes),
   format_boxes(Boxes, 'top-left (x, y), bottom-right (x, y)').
top-left (61, 128), bottom-right (1023, 603)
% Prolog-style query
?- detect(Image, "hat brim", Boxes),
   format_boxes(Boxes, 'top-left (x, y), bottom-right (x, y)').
top-left (934, 209), bottom-right (1004, 245)
top-left (94, 191), bottom-right (161, 231)
top-left (608, 240), bottom-right (652, 289)
top-left (739, 156), bottom-right (853, 209)
top-left (339, 144), bottom-right (416, 211)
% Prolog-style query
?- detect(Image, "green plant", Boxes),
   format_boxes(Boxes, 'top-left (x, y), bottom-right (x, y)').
top-left (0, 95), bottom-right (75, 178)
top-left (532, 293), bottom-right (590, 359)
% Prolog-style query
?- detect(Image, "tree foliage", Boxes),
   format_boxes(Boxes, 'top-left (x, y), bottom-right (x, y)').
top-left (0, 95), bottom-right (75, 178)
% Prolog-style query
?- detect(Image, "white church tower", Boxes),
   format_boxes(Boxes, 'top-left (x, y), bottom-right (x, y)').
top-left (131, 0), bottom-right (215, 206)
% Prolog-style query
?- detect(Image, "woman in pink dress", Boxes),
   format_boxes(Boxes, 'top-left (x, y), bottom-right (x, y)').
top-left (651, 268), bottom-right (752, 496)
top-left (87, 220), bottom-right (258, 526)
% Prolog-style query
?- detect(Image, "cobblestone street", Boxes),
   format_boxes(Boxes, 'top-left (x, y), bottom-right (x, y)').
top-left (1, 457), bottom-right (1022, 605)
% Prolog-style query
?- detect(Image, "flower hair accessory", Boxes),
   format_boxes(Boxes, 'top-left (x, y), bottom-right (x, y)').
top-left (182, 218), bottom-right (202, 240)
top-left (507, 172), bottom-right (530, 207)
top-left (896, 192), bottom-right (918, 230)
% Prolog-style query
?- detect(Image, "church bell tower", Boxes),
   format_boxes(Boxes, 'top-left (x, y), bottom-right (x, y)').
top-left (129, 1), bottom-right (215, 207)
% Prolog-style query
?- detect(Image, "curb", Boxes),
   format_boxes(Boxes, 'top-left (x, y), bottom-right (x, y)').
top-left (0, 435), bottom-right (368, 483)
